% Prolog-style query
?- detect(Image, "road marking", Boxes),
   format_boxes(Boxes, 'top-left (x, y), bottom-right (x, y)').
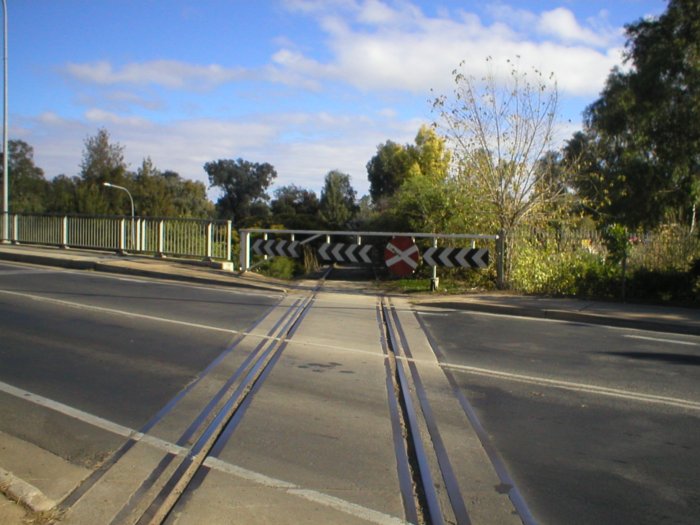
top-left (0, 260), bottom-right (282, 298)
top-left (0, 269), bottom-right (62, 276)
top-left (442, 363), bottom-right (700, 411)
top-left (0, 380), bottom-right (137, 439)
top-left (624, 334), bottom-right (700, 346)
top-left (0, 380), bottom-right (405, 525)
top-left (0, 287), bottom-right (393, 358)
top-left (0, 288), bottom-right (256, 337)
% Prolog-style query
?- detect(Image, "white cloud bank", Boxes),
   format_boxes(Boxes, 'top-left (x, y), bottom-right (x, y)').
top-left (29, 1), bottom-right (630, 198)
top-left (274, 0), bottom-right (624, 96)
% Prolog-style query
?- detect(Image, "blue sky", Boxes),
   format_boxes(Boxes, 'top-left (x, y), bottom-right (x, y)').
top-left (8, 0), bottom-right (667, 199)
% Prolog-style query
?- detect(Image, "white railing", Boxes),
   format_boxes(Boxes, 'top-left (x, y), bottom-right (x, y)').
top-left (4, 213), bottom-right (233, 261)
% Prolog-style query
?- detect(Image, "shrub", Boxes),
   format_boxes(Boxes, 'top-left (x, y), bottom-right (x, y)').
top-left (257, 256), bottom-right (297, 280)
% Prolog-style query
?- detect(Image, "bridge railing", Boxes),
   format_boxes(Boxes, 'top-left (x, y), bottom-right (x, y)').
top-left (3, 213), bottom-right (233, 261)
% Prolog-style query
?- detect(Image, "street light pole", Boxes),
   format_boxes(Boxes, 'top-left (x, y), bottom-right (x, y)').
top-left (102, 182), bottom-right (135, 250)
top-left (1, 0), bottom-right (8, 243)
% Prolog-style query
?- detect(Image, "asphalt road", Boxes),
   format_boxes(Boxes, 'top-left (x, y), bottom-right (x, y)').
top-left (0, 261), bottom-right (283, 457)
top-left (3, 256), bottom-right (699, 524)
top-left (417, 308), bottom-right (700, 525)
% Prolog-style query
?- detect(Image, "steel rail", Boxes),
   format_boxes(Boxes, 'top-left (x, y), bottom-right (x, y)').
top-left (376, 303), bottom-right (421, 524)
top-left (58, 297), bottom-right (283, 511)
top-left (414, 312), bottom-right (538, 525)
top-left (130, 270), bottom-right (330, 525)
top-left (107, 298), bottom-right (305, 525)
top-left (379, 298), bottom-right (446, 525)
top-left (388, 301), bottom-right (471, 524)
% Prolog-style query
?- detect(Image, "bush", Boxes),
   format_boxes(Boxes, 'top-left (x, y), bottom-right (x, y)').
top-left (626, 268), bottom-right (698, 304)
top-left (257, 256), bottom-right (297, 280)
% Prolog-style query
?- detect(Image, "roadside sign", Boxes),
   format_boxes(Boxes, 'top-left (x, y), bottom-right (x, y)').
top-left (384, 236), bottom-right (419, 277)
top-left (423, 246), bottom-right (489, 268)
top-left (252, 238), bottom-right (300, 258)
top-left (319, 243), bottom-right (373, 264)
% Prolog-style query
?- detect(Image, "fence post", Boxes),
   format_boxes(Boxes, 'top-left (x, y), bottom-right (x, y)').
top-left (240, 230), bottom-right (250, 271)
top-left (496, 229), bottom-right (505, 289)
top-left (119, 218), bottom-right (126, 254)
top-left (61, 216), bottom-right (68, 248)
top-left (157, 220), bottom-right (165, 257)
top-left (226, 221), bottom-right (232, 261)
top-left (12, 214), bottom-right (18, 243)
top-left (430, 237), bottom-right (439, 291)
top-left (206, 222), bottom-right (213, 260)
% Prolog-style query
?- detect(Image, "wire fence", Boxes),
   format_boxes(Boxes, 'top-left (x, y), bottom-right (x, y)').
top-left (512, 224), bottom-right (700, 272)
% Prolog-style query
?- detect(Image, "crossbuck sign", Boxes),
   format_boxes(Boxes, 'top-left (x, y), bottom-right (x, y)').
top-left (384, 236), bottom-right (420, 277)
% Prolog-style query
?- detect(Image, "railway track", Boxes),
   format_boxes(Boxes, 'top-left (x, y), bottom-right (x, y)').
top-left (57, 266), bottom-right (529, 524)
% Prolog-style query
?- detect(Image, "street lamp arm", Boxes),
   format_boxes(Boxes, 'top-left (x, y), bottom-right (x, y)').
top-left (102, 182), bottom-right (135, 218)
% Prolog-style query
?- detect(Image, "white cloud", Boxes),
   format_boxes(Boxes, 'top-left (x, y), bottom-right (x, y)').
top-left (537, 8), bottom-right (611, 47)
top-left (19, 108), bottom-right (419, 197)
top-left (273, 1), bottom-right (624, 98)
top-left (64, 60), bottom-right (248, 90)
top-left (85, 109), bottom-right (151, 127)
top-left (21, 0), bottom-right (623, 204)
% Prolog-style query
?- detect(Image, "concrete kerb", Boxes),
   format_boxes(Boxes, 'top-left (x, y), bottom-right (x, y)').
top-left (0, 468), bottom-right (56, 513)
top-left (0, 248), bottom-right (288, 294)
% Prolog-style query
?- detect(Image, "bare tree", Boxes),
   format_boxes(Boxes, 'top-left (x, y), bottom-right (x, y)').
top-left (433, 57), bottom-right (562, 283)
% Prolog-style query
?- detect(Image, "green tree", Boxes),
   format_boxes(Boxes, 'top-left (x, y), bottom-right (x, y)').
top-left (366, 125), bottom-right (451, 205)
top-left (133, 158), bottom-right (170, 216)
top-left (573, 0), bottom-right (700, 228)
top-left (433, 57), bottom-right (562, 282)
top-left (413, 125), bottom-right (452, 181)
top-left (46, 175), bottom-right (79, 213)
top-left (367, 140), bottom-right (414, 204)
top-left (270, 184), bottom-right (320, 229)
top-left (77, 128), bottom-right (130, 215)
top-left (167, 173), bottom-right (215, 218)
top-left (131, 158), bottom-right (213, 218)
top-left (319, 170), bottom-right (357, 229)
top-left (2, 140), bottom-right (49, 213)
top-left (205, 158), bottom-right (276, 225)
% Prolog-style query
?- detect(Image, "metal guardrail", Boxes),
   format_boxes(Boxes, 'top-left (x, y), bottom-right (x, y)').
top-left (2, 213), bottom-right (233, 261)
top-left (239, 228), bottom-right (503, 287)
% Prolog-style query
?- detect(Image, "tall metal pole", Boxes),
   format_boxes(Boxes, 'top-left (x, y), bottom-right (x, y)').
top-left (1, 0), bottom-right (8, 243)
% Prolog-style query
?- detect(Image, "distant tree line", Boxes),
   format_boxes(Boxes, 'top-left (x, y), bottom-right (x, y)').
top-left (1, 0), bottom-right (697, 293)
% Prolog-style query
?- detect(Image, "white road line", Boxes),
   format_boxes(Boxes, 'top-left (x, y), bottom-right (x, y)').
top-left (0, 288), bottom-right (252, 336)
top-left (0, 269), bottom-right (62, 276)
top-left (624, 334), bottom-right (700, 346)
top-left (0, 380), bottom-right (405, 525)
top-left (0, 260), bottom-right (282, 298)
top-left (0, 288), bottom-right (390, 356)
top-left (442, 363), bottom-right (700, 411)
top-left (0, 380), bottom-right (137, 439)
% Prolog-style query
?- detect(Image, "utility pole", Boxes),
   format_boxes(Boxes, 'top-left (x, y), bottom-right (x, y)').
top-left (1, 0), bottom-right (8, 243)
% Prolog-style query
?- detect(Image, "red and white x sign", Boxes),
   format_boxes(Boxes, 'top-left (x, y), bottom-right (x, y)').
top-left (384, 236), bottom-right (420, 277)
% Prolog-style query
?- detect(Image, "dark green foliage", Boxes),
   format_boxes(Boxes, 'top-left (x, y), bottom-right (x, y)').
top-left (570, 0), bottom-right (700, 228)
top-left (625, 268), bottom-right (698, 304)
top-left (205, 158), bottom-right (276, 225)
top-left (256, 256), bottom-right (298, 280)
top-left (602, 223), bottom-right (630, 265)
top-left (319, 170), bottom-right (357, 229)
top-left (270, 185), bottom-right (321, 229)
top-left (3, 140), bottom-right (49, 213)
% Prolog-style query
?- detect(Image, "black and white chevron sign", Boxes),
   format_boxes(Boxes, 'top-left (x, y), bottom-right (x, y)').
top-left (318, 243), bottom-right (373, 264)
top-left (423, 246), bottom-right (489, 268)
top-left (252, 238), bottom-right (301, 258)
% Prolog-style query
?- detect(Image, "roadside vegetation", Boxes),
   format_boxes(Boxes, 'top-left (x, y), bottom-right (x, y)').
top-left (3, 0), bottom-right (699, 304)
